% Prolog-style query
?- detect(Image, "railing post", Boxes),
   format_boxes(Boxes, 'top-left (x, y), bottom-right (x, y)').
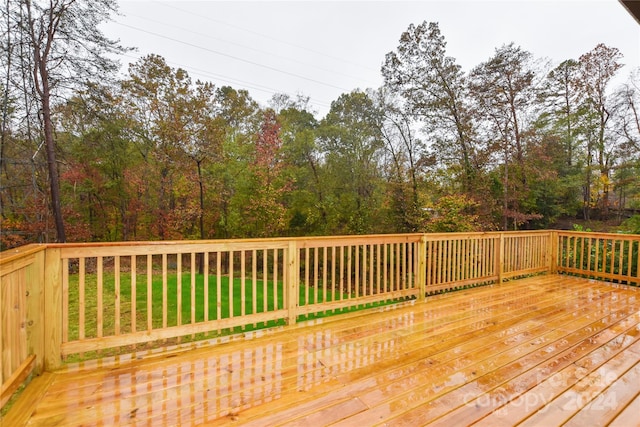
top-left (496, 234), bottom-right (505, 283)
top-left (26, 248), bottom-right (45, 375)
top-left (549, 231), bottom-right (558, 274)
top-left (43, 248), bottom-right (62, 370)
top-left (418, 234), bottom-right (427, 300)
top-left (286, 241), bottom-right (299, 325)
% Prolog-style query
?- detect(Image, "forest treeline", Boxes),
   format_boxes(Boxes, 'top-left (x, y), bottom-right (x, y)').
top-left (1, 2), bottom-right (639, 249)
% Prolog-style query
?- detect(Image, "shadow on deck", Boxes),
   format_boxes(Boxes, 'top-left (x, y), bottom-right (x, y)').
top-left (5, 274), bottom-right (640, 426)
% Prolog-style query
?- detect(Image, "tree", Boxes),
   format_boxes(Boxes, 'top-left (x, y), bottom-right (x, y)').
top-left (470, 43), bottom-right (538, 229)
top-left (318, 90), bottom-right (384, 234)
top-left (372, 88), bottom-right (429, 231)
top-left (534, 60), bottom-right (585, 220)
top-left (240, 109), bottom-right (291, 237)
top-left (382, 21), bottom-right (478, 190)
top-left (278, 105), bottom-right (323, 235)
top-left (611, 71), bottom-right (640, 216)
top-left (426, 194), bottom-right (480, 233)
top-left (539, 59), bottom-right (582, 166)
top-left (613, 71), bottom-right (640, 147)
top-left (268, 92), bottom-right (312, 115)
top-left (56, 83), bottom-right (140, 241)
top-left (188, 82), bottom-right (224, 240)
top-left (122, 55), bottom-right (201, 239)
top-left (212, 86), bottom-right (260, 238)
top-left (576, 44), bottom-right (623, 218)
top-left (15, 0), bottom-right (126, 242)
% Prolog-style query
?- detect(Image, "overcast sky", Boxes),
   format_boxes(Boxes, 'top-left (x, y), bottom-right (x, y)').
top-left (103, 0), bottom-right (640, 117)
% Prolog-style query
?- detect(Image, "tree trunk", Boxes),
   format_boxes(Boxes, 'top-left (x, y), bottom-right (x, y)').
top-left (583, 167), bottom-right (591, 221)
top-left (30, 12), bottom-right (66, 242)
top-left (564, 79), bottom-right (573, 167)
top-left (601, 169), bottom-right (610, 218)
top-left (503, 142), bottom-right (509, 231)
top-left (197, 159), bottom-right (205, 239)
top-left (0, 0), bottom-right (11, 218)
top-left (40, 74), bottom-right (66, 242)
top-left (197, 159), bottom-right (205, 274)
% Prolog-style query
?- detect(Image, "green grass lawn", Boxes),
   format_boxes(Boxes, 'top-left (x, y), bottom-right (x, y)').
top-left (63, 270), bottom-right (409, 362)
top-left (66, 272), bottom-right (369, 340)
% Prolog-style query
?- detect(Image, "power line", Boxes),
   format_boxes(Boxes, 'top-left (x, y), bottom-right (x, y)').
top-left (114, 21), bottom-right (352, 93)
top-left (153, 0), bottom-right (379, 74)
top-left (118, 52), bottom-right (333, 110)
top-left (124, 11), bottom-right (379, 88)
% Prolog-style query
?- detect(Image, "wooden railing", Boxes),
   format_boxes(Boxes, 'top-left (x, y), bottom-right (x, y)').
top-left (422, 231), bottom-right (552, 294)
top-left (556, 231), bottom-right (640, 285)
top-left (2, 229), bottom-right (603, 408)
top-left (0, 244), bottom-right (46, 408)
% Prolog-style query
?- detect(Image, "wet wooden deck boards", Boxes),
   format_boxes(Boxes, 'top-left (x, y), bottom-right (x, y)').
top-left (6, 275), bottom-right (640, 426)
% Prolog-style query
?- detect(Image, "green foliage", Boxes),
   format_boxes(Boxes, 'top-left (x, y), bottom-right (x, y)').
top-left (572, 223), bottom-right (592, 232)
top-left (317, 90), bottom-right (385, 234)
top-left (621, 215), bottom-right (640, 234)
top-left (1, 16), bottom-right (637, 246)
top-left (426, 194), bottom-right (480, 233)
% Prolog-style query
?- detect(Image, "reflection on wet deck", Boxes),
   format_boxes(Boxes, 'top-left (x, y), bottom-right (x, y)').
top-left (8, 275), bottom-right (640, 426)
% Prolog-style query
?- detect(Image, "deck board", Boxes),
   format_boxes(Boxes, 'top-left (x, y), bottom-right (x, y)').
top-left (6, 275), bottom-right (640, 426)
top-left (609, 390), bottom-right (640, 426)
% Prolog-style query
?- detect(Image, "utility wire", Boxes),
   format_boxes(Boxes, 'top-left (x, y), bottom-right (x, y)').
top-left (124, 11), bottom-right (379, 88)
top-left (114, 27), bottom-right (334, 106)
top-left (154, 0), bottom-right (379, 74)
top-left (119, 52), bottom-right (334, 110)
top-left (114, 21), bottom-right (352, 92)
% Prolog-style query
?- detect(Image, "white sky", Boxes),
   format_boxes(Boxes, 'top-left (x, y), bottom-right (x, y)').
top-left (103, 0), bottom-right (640, 117)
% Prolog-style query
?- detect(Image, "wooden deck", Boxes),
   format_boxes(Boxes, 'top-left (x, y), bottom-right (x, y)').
top-left (6, 274), bottom-right (640, 426)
